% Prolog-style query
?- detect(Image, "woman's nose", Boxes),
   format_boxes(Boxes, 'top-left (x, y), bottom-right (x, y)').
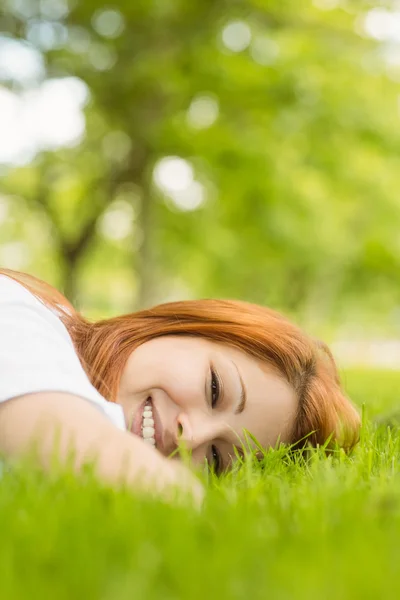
top-left (175, 411), bottom-right (223, 450)
top-left (175, 412), bottom-right (194, 447)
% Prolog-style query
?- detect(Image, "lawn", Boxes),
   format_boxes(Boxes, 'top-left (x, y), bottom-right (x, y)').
top-left (1, 369), bottom-right (400, 600)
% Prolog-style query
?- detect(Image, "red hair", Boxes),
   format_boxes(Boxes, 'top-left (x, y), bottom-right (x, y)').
top-left (1, 269), bottom-right (360, 451)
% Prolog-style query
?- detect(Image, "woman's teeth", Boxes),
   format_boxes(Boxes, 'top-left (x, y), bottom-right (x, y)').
top-left (142, 401), bottom-right (156, 446)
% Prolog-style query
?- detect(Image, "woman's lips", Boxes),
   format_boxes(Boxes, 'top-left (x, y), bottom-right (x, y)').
top-left (130, 398), bottom-right (148, 438)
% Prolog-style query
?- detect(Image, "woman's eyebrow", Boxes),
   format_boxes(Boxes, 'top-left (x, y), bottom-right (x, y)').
top-left (231, 360), bottom-right (247, 414)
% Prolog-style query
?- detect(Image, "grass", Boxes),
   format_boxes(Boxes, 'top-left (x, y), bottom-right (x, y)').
top-left (2, 368), bottom-right (400, 600)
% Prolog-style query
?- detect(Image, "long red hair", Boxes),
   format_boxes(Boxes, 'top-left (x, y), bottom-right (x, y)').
top-left (1, 268), bottom-right (360, 451)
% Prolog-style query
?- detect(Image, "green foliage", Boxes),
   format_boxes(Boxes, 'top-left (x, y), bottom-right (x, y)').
top-left (0, 368), bottom-right (400, 599)
top-left (1, 0), bottom-right (400, 331)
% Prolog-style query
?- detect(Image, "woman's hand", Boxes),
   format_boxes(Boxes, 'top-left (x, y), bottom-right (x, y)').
top-left (0, 392), bottom-right (204, 507)
top-left (126, 443), bottom-right (204, 507)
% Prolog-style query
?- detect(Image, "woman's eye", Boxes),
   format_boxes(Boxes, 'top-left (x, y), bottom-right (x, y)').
top-left (210, 368), bottom-right (220, 408)
top-left (211, 444), bottom-right (221, 475)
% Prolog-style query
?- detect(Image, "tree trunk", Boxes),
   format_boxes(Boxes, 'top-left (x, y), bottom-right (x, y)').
top-left (136, 184), bottom-right (156, 310)
top-left (62, 255), bottom-right (79, 307)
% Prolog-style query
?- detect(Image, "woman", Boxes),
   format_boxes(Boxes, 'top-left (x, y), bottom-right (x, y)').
top-left (0, 268), bottom-right (359, 502)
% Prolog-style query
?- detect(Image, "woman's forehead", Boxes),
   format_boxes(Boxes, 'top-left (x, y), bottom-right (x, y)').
top-left (238, 373), bottom-right (297, 445)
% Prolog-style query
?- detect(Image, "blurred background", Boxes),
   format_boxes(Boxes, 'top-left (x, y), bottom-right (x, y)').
top-left (1, 0), bottom-right (400, 368)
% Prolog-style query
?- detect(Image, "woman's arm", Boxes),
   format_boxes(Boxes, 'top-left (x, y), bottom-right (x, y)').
top-left (0, 392), bottom-right (204, 504)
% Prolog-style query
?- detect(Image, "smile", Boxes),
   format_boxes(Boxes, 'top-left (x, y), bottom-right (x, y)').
top-left (141, 399), bottom-right (156, 447)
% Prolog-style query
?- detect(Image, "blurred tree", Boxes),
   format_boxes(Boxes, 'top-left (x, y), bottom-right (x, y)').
top-left (1, 0), bottom-right (400, 333)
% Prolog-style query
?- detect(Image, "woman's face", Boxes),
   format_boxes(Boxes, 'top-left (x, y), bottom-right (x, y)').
top-left (117, 336), bottom-right (298, 473)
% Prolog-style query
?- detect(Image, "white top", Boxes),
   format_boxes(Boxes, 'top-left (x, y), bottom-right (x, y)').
top-left (0, 275), bottom-right (126, 430)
